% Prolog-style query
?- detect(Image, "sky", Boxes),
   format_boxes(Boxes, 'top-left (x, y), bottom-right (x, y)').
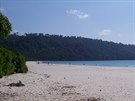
top-left (0, 0), bottom-right (135, 44)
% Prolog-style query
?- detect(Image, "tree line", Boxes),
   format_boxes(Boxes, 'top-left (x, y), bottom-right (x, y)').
top-left (0, 33), bottom-right (135, 61)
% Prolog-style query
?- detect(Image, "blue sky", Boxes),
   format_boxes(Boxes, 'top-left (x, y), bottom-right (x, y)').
top-left (0, 0), bottom-right (135, 44)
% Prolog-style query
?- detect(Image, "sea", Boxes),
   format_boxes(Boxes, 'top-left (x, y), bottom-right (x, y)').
top-left (42, 60), bottom-right (135, 68)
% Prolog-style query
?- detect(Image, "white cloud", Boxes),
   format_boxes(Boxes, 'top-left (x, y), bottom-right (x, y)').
top-left (0, 8), bottom-right (5, 12)
top-left (66, 9), bottom-right (89, 19)
top-left (98, 29), bottom-right (112, 36)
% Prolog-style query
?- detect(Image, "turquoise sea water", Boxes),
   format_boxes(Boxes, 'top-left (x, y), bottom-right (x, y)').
top-left (42, 60), bottom-right (135, 68)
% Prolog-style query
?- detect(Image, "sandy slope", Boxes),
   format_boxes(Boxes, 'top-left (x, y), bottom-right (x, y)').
top-left (0, 61), bottom-right (135, 101)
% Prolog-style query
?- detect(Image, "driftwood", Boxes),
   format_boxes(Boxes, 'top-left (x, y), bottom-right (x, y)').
top-left (7, 81), bottom-right (24, 87)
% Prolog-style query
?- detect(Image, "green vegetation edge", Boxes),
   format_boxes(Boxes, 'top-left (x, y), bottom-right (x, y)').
top-left (0, 46), bottom-right (28, 78)
top-left (0, 11), bottom-right (28, 78)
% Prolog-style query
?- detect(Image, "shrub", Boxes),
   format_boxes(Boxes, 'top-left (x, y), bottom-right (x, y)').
top-left (0, 47), bottom-right (28, 78)
top-left (0, 12), bottom-right (28, 78)
top-left (13, 52), bottom-right (28, 73)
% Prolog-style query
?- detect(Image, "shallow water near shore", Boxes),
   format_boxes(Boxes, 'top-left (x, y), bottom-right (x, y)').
top-left (42, 60), bottom-right (135, 68)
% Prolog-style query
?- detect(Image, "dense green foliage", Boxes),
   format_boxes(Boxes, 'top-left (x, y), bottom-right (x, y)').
top-left (0, 47), bottom-right (28, 77)
top-left (1, 33), bottom-right (135, 61)
top-left (0, 12), bottom-right (12, 38)
top-left (0, 12), bottom-right (28, 78)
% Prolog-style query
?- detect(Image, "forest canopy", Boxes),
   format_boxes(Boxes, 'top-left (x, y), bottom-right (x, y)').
top-left (0, 33), bottom-right (135, 61)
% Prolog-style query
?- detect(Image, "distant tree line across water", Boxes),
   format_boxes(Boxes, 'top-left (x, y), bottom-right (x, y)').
top-left (0, 33), bottom-right (135, 61)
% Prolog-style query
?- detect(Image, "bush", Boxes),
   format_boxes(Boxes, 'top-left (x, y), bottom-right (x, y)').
top-left (0, 12), bottom-right (28, 78)
top-left (0, 47), bottom-right (28, 78)
top-left (13, 52), bottom-right (28, 73)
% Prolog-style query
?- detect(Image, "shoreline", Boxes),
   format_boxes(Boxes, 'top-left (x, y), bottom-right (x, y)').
top-left (34, 61), bottom-right (135, 70)
top-left (0, 61), bottom-right (135, 101)
top-left (35, 60), bottom-right (135, 69)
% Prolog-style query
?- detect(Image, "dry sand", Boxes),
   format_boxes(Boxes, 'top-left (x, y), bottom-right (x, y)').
top-left (0, 61), bottom-right (135, 101)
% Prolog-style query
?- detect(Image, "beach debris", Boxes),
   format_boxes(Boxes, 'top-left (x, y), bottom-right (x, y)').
top-left (62, 92), bottom-right (80, 96)
top-left (44, 74), bottom-right (51, 78)
top-left (7, 80), bottom-right (24, 87)
top-left (62, 85), bottom-right (76, 89)
top-left (0, 91), bottom-right (16, 100)
top-left (89, 97), bottom-right (101, 101)
top-left (64, 77), bottom-right (66, 79)
top-left (37, 61), bottom-right (40, 64)
top-left (79, 97), bottom-right (101, 101)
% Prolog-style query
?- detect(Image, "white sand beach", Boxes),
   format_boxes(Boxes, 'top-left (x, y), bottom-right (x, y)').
top-left (0, 61), bottom-right (135, 101)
